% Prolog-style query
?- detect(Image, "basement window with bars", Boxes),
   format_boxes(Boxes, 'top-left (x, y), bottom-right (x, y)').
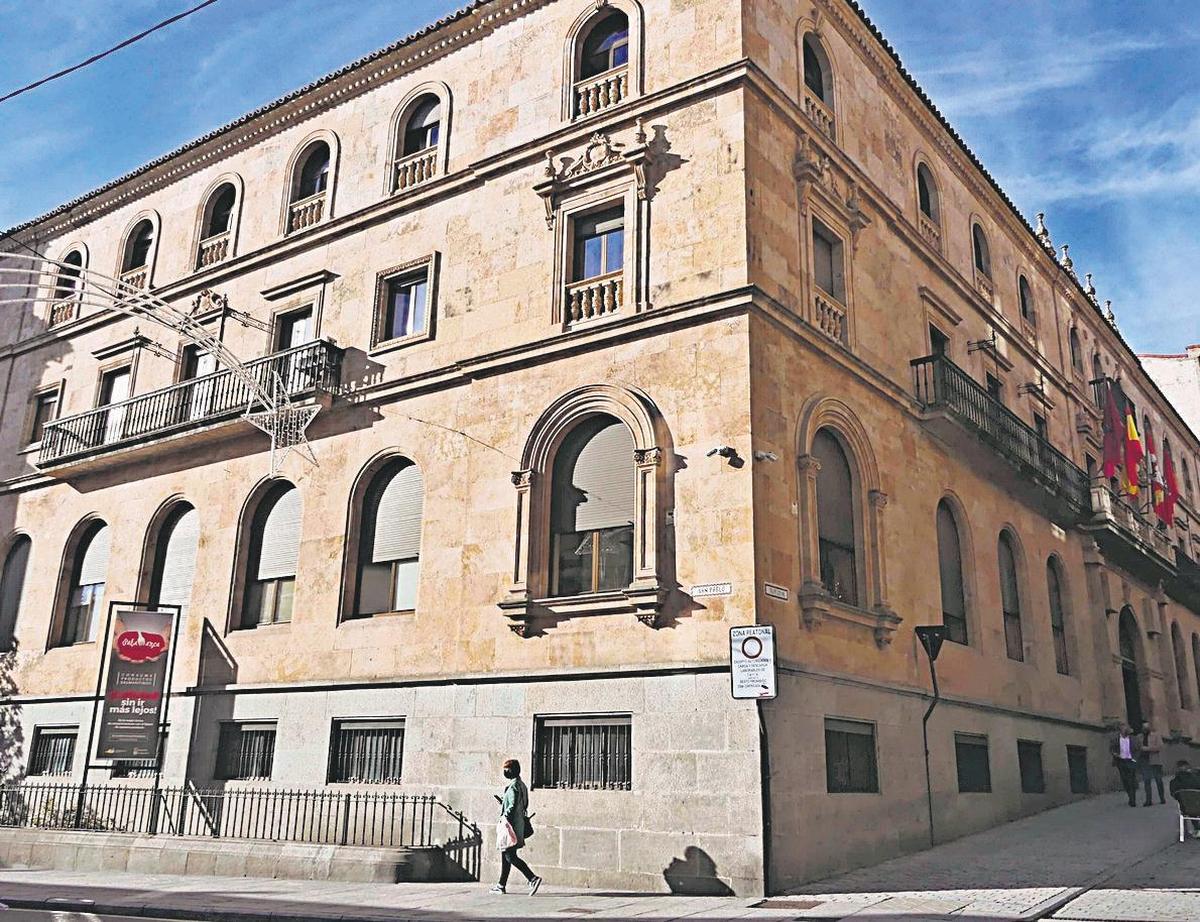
top-left (215, 722), bottom-right (276, 781)
top-left (328, 719), bottom-right (405, 784)
top-left (1017, 739), bottom-right (1045, 794)
top-left (28, 726), bottom-right (77, 777)
top-left (533, 714), bottom-right (632, 790)
top-left (955, 732), bottom-right (991, 793)
top-left (824, 718), bottom-right (879, 793)
top-left (111, 731), bottom-right (168, 779)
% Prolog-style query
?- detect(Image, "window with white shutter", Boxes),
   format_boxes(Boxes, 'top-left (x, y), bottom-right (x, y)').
top-left (243, 485), bottom-right (300, 627)
top-left (355, 461), bottom-right (423, 616)
top-left (814, 429), bottom-right (857, 605)
top-left (60, 523), bottom-right (109, 646)
top-left (0, 536), bottom-right (31, 650)
top-left (150, 505), bottom-right (199, 616)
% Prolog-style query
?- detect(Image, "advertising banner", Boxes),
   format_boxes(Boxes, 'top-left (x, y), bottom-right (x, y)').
top-left (96, 608), bottom-right (173, 760)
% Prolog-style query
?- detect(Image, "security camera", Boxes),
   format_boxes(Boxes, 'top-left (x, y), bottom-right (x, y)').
top-left (706, 446), bottom-right (737, 459)
top-left (754, 450), bottom-right (779, 462)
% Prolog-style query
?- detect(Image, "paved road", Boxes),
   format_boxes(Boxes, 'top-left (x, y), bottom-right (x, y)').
top-left (2, 910), bottom-right (177, 921)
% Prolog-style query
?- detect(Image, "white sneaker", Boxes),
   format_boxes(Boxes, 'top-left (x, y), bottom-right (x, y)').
top-left (528, 875), bottom-right (543, 895)
top-left (489, 884), bottom-right (506, 894)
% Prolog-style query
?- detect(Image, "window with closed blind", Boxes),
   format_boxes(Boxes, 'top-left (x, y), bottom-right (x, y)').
top-left (0, 535), bottom-right (31, 651)
top-left (58, 521), bottom-right (110, 646)
top-left (241, 484), bottom-right (301, 628)
top-left (355, 461), bottom-right (423, 616)
top-left (28, 726), bottom-right (77, 776)
top-left (813, 428), bottom-right (858, 605)
top-left (149, 505), bottom-right (199, 618)
top-left (936, 501), bottom-right (968, 645)
top-left (551, 416), bottom-right (635, 596)
top-left (955, 733), bottom-right (991, 793)
top-left (328, 719), bottom-right (405, 784)
top-left (533, 714), bottom-right (631, 790)
top-left (811, 219), bottom-right (845, 303)
top-left (824, 718), bottom-right (879, 793)
top-left (1018, 740), bottom-right (1045, 794)
top-left (998, 531), bottom-right (1024, 662)
top-left (1067, 745), bottom-right (1089, 794)
top-left (1047, 557), bottom-right (1070, 675)
top-left (216, 722), bottom-right (276, 780)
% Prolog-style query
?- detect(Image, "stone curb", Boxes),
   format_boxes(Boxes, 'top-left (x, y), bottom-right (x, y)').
top-left (1, 896), bottom-right (405, 922)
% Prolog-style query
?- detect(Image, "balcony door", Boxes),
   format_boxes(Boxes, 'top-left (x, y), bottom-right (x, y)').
top-left (181, 346), bottom-right (218, 421)
top-left (274, 308), bottom-right (314, 393)
top-left (99, 367), bottom-right (131, 445)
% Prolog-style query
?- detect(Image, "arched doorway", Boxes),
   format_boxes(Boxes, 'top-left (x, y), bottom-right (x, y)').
top-left (1119, 608), bottom-right (1144, 727)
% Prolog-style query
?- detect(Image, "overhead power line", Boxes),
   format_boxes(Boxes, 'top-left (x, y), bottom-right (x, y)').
top-left (0, 0), bottom-right (222, 106)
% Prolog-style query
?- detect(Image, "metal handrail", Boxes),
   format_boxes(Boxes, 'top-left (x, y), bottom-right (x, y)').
top-left (911, 353), bottom-right (1090, 513)
top-left (38, 339), bottom-right (341, 466)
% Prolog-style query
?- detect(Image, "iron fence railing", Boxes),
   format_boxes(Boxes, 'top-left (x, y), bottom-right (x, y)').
top-left (0, 782), bottom-right (479, 864)
top-left (911, 353), bottom-right (1091, 515)
top-left (38, 340), bottom-right (342, 467)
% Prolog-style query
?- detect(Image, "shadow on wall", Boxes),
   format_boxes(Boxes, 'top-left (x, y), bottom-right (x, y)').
top-left (0, 645), bottom-right (22, 782)
top-left (663, 846), bottom-right (734, 896)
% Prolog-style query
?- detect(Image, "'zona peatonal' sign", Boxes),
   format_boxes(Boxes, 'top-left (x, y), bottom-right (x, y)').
top-left (729, 624), bottom-right (777, 700)
top-left (96, 608), bottom-right (174, 761)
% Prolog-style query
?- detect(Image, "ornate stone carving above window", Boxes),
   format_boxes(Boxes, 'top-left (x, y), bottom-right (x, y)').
top-left (535, 123), bottom-right (652, 229)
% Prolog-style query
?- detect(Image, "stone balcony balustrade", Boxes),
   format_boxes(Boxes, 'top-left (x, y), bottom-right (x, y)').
top-left (573, 66), bottom-right (629, 119)
top-left (975, 270), bottom-right (994, 302)
top-left (197, 231), bottom-right (230, 268)
top-left (48, 299), bottom-right (77, 327)
top-left (803, 89), bottom-right (835, 140)
top-left (118, 267), bottom-right (148, 292)
top-left (288, 191), bottom-right (326, 234)
top-left (394, 148), bottom-right (439, 193)
top-left (918, 212), bottom-right (941, 249)
top-left (814, 290), bottom-right (846, 344)
top-left (565, 271), bottom-right (623, 326)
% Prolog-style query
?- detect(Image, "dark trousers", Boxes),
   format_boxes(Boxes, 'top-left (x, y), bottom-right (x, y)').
top-left (500, 846), bottom-right (534, 886)
top-left (1142, 762), bottom-right (1165, 803)
top-left (1117, 759), bottom-right (1139, 805)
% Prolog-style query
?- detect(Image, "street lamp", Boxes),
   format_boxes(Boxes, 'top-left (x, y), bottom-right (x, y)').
top-left (915, 625), bottom-right (945, 848)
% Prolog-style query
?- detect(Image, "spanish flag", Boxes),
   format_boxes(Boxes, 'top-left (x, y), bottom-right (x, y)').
top-left (1122, 405), bottom-right (1144, 497)
top-left (1147, 429), bottom-right (1167, 520)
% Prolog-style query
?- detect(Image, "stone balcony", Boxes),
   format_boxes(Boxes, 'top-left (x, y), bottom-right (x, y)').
top-left (118, 267), bottom-right (148, 292)
top-left (197, 231), bottom-right (230, 268)
top-left (573, 66), bottom-right (628, 119)
top-left (974, 269), bottom-right (994, 302)
top-left (48, 299), bottom-right (77, 327)
top-left (394, 148), bottom-right (438, 193)
top-left (564, 271), bottom-right (623, 327)
top-left (287, 191), bottom-right (326, 234)
top-left (803, 89), bottom-right (835, 140)
top-left (813, 290), bottom-right (846, 344)
top-left (1083, 484), bottom-right (1177, 586)
top-left (918, 212), bottom-right (941, 249)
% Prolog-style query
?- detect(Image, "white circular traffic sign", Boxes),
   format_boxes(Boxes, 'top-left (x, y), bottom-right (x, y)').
top-left (741, 636), bottom-right (763, 659)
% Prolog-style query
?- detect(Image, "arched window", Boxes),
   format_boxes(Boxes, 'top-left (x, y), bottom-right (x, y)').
top-left (1184, 458), bottom-right (1194, 499)
top-left (60, 522), bottom-right (110, 646)
top-left (123, 220), bottom-right (154, 272)
top-left (1192, 633), bottom-right (1200, 705)
top-left (802, 33), bottom-right (833, 107)
top-left (295, 142), bottom-right (330, 201)
top-left (998, 531), bottom-right (1022, 661)
top-left (579, 10), bottom-right (629, 79)
top-left (935, 501), bottom-right (967, 645)
top-left (1091, 355), bottom-right (1105, 407)
top-left (1069, 328), bottom-right (1083, 373)
top-left (203, 184), bottom-right (236, 239)
top-left (354, 461), bottom-right (424, 616)
top-left (972, 224), bottom-right (991, 277)
top-left (1119, 608), bottom-right (1143, 727)
top-left (1018, 275), bottom-right (1035, 325)
top-left (242, 484), bottom-right (301, 627)
top-left (401, 96), bottom-right (440, 156)
top-left (550, 415), bottom-right (635, 596)
top-left (148, 505), bottom-right (199, 617)
top-left (1173, 622), bottom-right (1192, 709)
top-left (916, 163), bottom-right (938, 223)
top-left (814, 428), bottom-right (858, 605)
top-left (54, 250), bottom-right (83, 300)
top-left (1046, 557), bottom-right (1069, 675)
top-left (0, 536), bottom-right (31, 650)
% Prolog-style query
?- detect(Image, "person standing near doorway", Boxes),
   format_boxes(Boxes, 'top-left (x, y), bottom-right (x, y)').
top-left (1111, 724), bottom-right (1142, 807)
top-left (490, 758), bottom-right (542, 895)
top-left (1140, 721), bottom-right (1166, 805)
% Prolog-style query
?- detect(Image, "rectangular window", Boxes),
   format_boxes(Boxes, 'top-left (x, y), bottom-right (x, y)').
top-left (986, 374), bottom-right (1003, 405)
top-left (382, 273), bottom-right (429, 343)
top-left (533, 714), bottom-right (631, 790)
top-left (1067, 745), bottom-right (1089, 794)
top-left (358, 559), bottom-right (420, 614)
top-left (328, 719), bottom-right (405, 784)
top-left (812, 218), bottom-right (845, 302)
top-left (27, 389), bottom-right (59, 445)
top-left (98, 366), bottom-right (131, 445)
top-left (1017, 739), bottom-right (1045, 794)
top-left (112, 731), bottom-right (167, 779)
top-left (246, 577), bottom-right (294, 625)
top-left (824, 718), bottom-right (879, 794)
top-left (215, 721), bottom-right (276, 781)
top-left (572, 207), bottom-right (624, 282)
top-left (275, 307), bottom-right (314, 351)
top-left (28, 727), bottom-right (77, 777)
top-left (1034, 413), bottom-right (1048, 442)
top-left (929, 325), bottom-right (949, 357)
top-left (955, 732), bottom-right (991, 793)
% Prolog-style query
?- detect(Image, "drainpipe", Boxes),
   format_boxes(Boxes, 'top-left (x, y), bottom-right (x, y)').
top-left (915, 625), bottom-right (946, 849)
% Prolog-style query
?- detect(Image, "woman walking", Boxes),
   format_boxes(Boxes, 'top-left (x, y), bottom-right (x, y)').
top-left (491, 758), bottom-right (542, 895)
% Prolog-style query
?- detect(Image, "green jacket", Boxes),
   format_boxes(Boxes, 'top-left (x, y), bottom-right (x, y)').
top-left (500, 777), bottom-right (529, 848)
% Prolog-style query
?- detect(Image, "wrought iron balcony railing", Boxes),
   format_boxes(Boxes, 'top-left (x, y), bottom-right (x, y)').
top-left (911, 353), bottom-right (1091, 514)
top-left (38, 339), bottom-right (342, 468)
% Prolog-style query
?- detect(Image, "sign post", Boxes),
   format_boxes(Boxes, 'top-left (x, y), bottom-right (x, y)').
top-left (729, 625), bottom-right (777, 700)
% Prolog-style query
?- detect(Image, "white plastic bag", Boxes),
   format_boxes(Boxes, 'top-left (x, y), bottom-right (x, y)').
top-left (495, 818), bottom-right (518, 850)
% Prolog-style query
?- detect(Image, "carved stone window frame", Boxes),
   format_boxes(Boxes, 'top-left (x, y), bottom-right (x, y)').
top-left (499, 384), bottom-right (671, 635)
top-left (192, 173), bottom-right (245, 271)
top-left (795, 394), bottom-right (899, 647)
top-left (369, 253), bottom-right (438, 354)
top-left (385, 82), bottom-right (452, 196)
top-left (536, 127), bottom-right (652, 329)
top-left (561, 0), bottom-right (645, 123)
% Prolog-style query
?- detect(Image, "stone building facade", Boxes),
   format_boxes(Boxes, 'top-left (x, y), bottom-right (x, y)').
top-left (1142, 346), bottom-right (1200, 441)
top-left (2, 0), bottom-right (1200, 896)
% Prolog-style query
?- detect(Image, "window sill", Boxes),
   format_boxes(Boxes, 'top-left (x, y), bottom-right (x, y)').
top-left (48, 639), bottom-right (96, 650)
top-left (499, 581), bottom-right (666, 636)
top-left (798, 582), bottom-right (901, 648)
top-left (230, 621), bottom-right (292, 634)
top-left (340, 609), bottom-right (416, 624)
top-left (368, 330), bottom-right (432, 358)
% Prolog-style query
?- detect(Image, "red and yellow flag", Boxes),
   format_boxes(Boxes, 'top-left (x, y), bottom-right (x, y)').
top-left (1122, 406), bottom-right (1143, 497)
top-left (1101, 381), bottom-right (1124, 480)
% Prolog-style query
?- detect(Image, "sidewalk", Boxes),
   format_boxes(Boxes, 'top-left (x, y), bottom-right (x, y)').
top-left (0, 792), bottom-right (1182, 921)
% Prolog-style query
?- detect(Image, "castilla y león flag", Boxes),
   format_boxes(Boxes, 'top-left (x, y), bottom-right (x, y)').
top-left (1122, 404), bottom-right (1144, 497)
top-left (1101, 380), bottom-right (1124, 481)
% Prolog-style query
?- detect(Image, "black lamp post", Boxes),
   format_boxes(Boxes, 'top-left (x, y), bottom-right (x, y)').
top-left (915, 625), bottom-right (945, 848)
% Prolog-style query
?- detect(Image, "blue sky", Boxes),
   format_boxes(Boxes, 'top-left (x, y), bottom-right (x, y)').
top-left (1, 0), bottom-right (1196, 352)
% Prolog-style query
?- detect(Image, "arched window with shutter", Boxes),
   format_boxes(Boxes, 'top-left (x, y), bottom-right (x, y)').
top-left (0, 536), bottom-right (31, 650)
top-left (149, 505), bottom-right (199, 618)
top-left (1173, 622), bottom-right (1192, 709)
top-left (802, 33), bottom-right (833, 107)
top-left (814, 428), bottom-right (858, 606)
top-left (54, 250), bottom-right (83, 300)
top-left (1047, 556), bottom-right (1069, 674)
top-left (123, 220), bottom-right (154, 272)
top-left (59, 522), bottom-right (110, 646)
top-left (242, 484), bottom-right (301, 627)
top-left (550, 415), bottom-right (635, 596)
top-left (916, 163), bottom-right (938, 223)
top-left (998, 530), bottom-right (1023, 661)
top-left (936, 501), bottom-right (967, 645)
top-left (1018, 275), bottom-right (1035, 325)
top-left (1069, 328), bottom-right (1083, 373)
top-left (355, 461), bottom-right (424, 616)
top-left (972, 224), bottom-right (991, 277)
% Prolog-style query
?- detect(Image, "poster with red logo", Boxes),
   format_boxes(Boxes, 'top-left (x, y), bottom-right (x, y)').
top-left (96, 608), bottom-right (173, 760)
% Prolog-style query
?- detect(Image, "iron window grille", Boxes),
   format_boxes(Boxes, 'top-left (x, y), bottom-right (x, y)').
top-left (111, 732), bottom-right (167, 779)
top-left (328, 719), bottom-right (405, 784)
top-left (28, 727), bottom-right (77, 777)
top-left (1066, 745), bottom-right (1089, 794)
top-left (824, 718), bottom-right (879, 793)
top-left (955, 733), bottom-right (991, 793)
top-left (533, 714), bottom-right (631, 791)
top-left (215, 722), bottom-right (276, 781)
top-left (1017, 739), bottom-right (1045, 794)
